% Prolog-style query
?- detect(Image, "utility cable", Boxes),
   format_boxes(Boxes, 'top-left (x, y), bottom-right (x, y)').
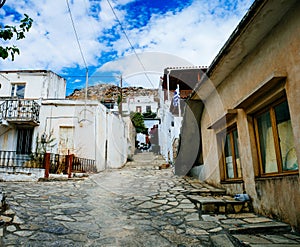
top-left (105, 0), bottom-right (155, 88)
top-left (66, 0), bottom-right (88, 70)
top-left (66, 0), bottom-right (89, 119)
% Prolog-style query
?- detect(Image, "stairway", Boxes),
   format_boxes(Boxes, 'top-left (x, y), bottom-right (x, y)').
top-left (126, 151), bottom-right (167, 169)
top-left (182, 177), bottom-right (293, 236)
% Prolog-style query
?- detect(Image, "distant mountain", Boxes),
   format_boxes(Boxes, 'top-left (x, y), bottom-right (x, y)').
top-left (67, 84), bottom-right (159, 103)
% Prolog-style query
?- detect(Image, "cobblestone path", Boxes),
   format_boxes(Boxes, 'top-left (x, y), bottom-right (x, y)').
top-left (0, 153), bottom-right (299, 246)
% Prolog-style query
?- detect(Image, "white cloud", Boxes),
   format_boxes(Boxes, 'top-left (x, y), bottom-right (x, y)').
top-left (110, 0), bottom-right (253, 65)
top-left (97, 0), bottom-right (254, 87)
top-left (0, 0), bottom-right (254, 90)
top-left (0, 0), bottom-right (111, 70)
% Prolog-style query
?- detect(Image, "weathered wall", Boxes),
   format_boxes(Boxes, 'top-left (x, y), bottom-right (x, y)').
top-left (198, 2), bottom-right (300, 230)
top-left (37, 101), bottom-right (98, 159)
top-left (0, 127), bottom-right (16, 151)
top-left (175, 100), bottom-right (203, 175)
top-left (255, 176), bottom-right (300, 229)
top-left (0, 71), bottom-right (66, 99)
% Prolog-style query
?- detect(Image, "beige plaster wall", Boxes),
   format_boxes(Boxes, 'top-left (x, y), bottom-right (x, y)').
top-left (199, 2), bottom-right (300, 230)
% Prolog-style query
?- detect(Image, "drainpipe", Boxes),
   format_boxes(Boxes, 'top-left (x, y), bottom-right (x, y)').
top-left (84, 68), bottom-right (88, 120)
top-left (167, 70), bottom-right (171, 101)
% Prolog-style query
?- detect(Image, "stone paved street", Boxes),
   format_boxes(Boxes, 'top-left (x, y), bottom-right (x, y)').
top-left (0, 152), bottom-right (300, 246)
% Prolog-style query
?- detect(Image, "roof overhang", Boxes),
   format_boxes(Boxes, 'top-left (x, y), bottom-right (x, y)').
top-left (191, 0), bottom-right (298, 100)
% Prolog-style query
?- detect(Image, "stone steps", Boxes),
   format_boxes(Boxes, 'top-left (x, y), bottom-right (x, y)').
top-left (187, 194), bottom-right (252, 215)
top-left (228, 220), bottom-right (292, 234)
top-left (183, 178), bottom-right (293, 242)
top-left (126, 152), bottom-right (168, 169)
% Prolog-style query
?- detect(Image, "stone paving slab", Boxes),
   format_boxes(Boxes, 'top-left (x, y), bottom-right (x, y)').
top-left (0, 153), bottom-right (299, 246)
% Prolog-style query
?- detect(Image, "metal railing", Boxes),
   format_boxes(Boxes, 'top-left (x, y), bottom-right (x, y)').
top-left (0, 150), bottom-right (97, 174)
top-left (72, 156), bottom-right (97, 173)
top-left (0, 151), bottom-right (44, 168)
top-left (0, 99), bottom-right (40, 123)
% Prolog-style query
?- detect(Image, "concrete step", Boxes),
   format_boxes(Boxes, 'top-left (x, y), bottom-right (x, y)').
top-left (228, 220), bottom-right (292, 234)
top-left (126, 152), bottom-right (168, 169)
top-left (187, 194), bottom-right (252, 214)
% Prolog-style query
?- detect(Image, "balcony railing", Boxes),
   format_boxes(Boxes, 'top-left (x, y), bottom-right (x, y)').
top-left (0, 99), bottom-right (40, 125)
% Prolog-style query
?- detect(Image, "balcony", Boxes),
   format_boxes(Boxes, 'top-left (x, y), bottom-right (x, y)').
top-left (0, 99), bottom-right (40, 126)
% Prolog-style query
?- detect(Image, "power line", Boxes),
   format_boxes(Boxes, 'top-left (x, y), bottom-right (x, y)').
top-left (65, 75), bottom-right (119, 78)
top-left (66, 0), bottom-right (89, 118)
top-left (105, 0), bottom-right (155, 88)
top-left (66, 0), bottom-right (88, 69)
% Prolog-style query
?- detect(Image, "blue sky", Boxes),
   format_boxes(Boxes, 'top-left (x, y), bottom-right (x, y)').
top-left (0, 0), bottom-right (254, 95)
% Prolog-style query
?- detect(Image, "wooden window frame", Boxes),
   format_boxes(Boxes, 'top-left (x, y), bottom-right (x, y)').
top-left (219, 125), bottom-right (243, 182)
top-left (253, 97), bottom-right (298, 177)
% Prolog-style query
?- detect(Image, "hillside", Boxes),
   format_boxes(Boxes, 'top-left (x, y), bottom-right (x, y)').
top-left (67, 84), bottom-right (159, 103)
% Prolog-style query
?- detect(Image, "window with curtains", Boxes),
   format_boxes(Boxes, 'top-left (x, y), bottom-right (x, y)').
top-left (219, 126), bottom-right (243, 181)
top-left (254, 98), bottom-right (298, 176)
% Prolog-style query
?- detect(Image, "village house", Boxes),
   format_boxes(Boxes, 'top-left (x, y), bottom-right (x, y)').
top-left (176, 0), bottom-right (300, 231)
top-left (0, 70), bottom-right (134, 176)
top-left (158, 67), bottom-right (206, 163)
top-left (123, 95), bottom-right (158, 115)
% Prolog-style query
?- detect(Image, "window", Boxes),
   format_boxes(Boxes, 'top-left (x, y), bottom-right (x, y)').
top-left (11, 83), bottom-right (26, 98)
top-left (219, 126), bottom-right (242, 181)
top-left (146, 105), bottom-right (151, 112)
top-left (136, 106), bottom-right (141, 113)
top-left (254, 99), bottom-right (298, 176)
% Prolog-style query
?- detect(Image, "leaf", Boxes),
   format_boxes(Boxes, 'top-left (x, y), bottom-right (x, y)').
top-left (0, 14), bottom-right (33, 61)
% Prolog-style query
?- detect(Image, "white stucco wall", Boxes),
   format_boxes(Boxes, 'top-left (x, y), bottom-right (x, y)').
top-left (38, 100), bottom-right (131, 171)
top-left (106, 112), bottom-right (128, 169)
top-left (0, 71), bottom-right (133, 172)
top-left (158, 102), bottom-right (182, 163)
top-left (123, 95), bottom-right (158, 114)
top-left (36, 100), bottom-right (99, 158)
top-left (0, 71), bottom-right (66, 99)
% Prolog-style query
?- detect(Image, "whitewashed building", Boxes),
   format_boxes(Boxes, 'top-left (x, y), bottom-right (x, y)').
top-left (0, 70), bottom-right (133, 172)
top-left (158, 67), bottom-right (206, 163)
top-left (123, 95), bottom-right (158, 114)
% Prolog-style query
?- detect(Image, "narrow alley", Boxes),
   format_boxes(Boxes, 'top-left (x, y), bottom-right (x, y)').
top-left (0, 152), bottom-right (299, 246)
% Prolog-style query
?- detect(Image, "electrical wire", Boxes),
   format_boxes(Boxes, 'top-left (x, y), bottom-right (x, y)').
top-left (105, 0), bottom-right (155, 88)
top-left (66, 0), bottom-right (88, 70)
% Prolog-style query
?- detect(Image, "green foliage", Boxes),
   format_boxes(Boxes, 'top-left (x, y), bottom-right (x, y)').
top-left (142, 111), bottom-right (157, 119)
top-left (0, 14), bottom-right (33, 60)
top-left (130, 112), bottom-right (148, 134)
top-left (34, 130), bottom-right (56, 154)
top-left (27, 131), bottom-right (56, 168)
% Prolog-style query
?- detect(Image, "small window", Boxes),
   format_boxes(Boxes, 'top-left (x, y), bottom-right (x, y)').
top-left (254, 99), bottom-right (298, 176)
top-left (219, 126), bottom-right (243, 181)
top-left (11, 83), bottom-right (26, 98)
top-left (136, 106), bottom-right (141, 113)
top-left (146, 105), bottom-right (151, 112)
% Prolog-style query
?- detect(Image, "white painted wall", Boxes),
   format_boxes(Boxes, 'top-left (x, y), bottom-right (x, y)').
top-left (158, 95), bottom-right (182, 164)
top-left (123, 95), bottom-right (158, 114)
top-left (37, 100), bottom-right (132, 171)
top-left (106, 112), bottom-right (128, 168)
top-left (0, 70), bottom-right (66, 99)
top-left (0, 70), bottom-right (133, 172)
top-left (36, 100), bottom-right (99, 158)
